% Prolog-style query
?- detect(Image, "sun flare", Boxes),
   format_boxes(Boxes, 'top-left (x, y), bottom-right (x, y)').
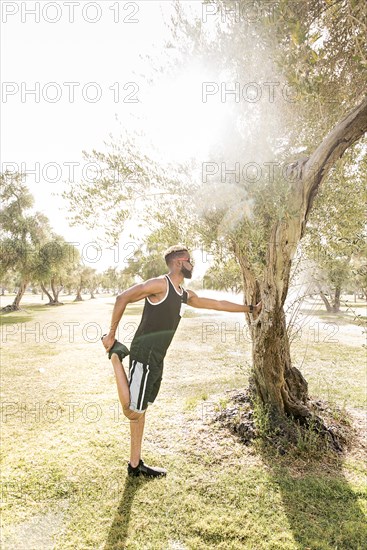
top-left (143, 65), bottom-right (228, 161)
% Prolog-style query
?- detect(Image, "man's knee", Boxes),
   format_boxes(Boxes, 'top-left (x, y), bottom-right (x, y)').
top-left (122, 405), bottom-right (146, 421)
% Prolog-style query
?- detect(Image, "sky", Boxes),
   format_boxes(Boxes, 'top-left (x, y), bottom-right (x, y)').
top-left (1, 1), bottom-right (224, 275)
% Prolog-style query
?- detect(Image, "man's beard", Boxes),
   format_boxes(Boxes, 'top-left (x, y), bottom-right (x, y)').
top-left (181, 266), bottom-right (192, 279)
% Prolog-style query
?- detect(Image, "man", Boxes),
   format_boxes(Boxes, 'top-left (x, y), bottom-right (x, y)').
top-left (102, 245), bottom-right (261, 478)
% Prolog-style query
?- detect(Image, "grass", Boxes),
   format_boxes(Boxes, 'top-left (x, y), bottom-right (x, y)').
top-left (1, 293), bottom-right (366, 549)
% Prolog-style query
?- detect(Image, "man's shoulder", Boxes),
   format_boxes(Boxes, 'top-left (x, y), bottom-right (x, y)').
top-left (145, 275), bottom-right (167, 285)
top-left (142, 275), bottom-right (168, 293)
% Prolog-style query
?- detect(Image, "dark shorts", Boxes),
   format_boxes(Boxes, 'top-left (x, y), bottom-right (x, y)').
top-left (128, 356), bottom-right (163, 412)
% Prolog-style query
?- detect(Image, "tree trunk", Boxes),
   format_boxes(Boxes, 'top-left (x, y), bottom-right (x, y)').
top-left (242, 97), bottom-right (367, 424)
top-left (74, 285), bottom-right (83, 301)
top-left (252, 307), bottom-right (310, 421)
top-left (40, 282), bottom-right (56, 305)
top-left (332, 285), bottom-right (341, 313)
top-left (319, 290), bottom-right (332, 312)
top-left (13, 279), bottom-right (28, 309)
top-left (50, 277), bottom-right (63, 305)
top-left (2, 279), bottom-right (29, 311)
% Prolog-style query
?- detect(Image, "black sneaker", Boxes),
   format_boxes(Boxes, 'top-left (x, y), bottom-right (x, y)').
top-left (127, 459), bottom-right (167, 478)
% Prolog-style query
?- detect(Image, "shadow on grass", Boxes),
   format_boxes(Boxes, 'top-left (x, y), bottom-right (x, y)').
top-left (0, 313), bottom-right (32, 325)
top-left (299, 307), bottom-right (366, 326)
top-left (0, 303), bottom-right (70, 324)
top-left (104, 476), bottom-right (149, 549)
top-left (260, 447), bottom-right (367, 549)
top-left (0, 303), bottom-right (65, 318)
top-left (21, 304), bottom-right (74, 312)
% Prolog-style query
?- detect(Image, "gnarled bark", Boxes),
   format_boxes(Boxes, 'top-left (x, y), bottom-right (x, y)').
top-left (251, 305), bottom-right (310, 421)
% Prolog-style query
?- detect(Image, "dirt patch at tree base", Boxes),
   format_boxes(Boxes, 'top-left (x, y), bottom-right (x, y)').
top-left (213, 388), bottom-right (361, 457)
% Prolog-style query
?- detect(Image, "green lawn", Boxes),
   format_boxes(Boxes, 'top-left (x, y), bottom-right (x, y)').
top-left (1, 293), bottom-right (366, 549)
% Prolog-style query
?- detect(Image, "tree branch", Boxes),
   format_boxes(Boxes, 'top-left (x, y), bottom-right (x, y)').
top-left (302, 95), bottom-right (367, 224)
top-left (265, 96), bottom-right (367, 306)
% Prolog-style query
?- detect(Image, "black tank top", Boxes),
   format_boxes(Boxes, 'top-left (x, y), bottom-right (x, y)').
top-left (130, 275), bottom-right (188, 366)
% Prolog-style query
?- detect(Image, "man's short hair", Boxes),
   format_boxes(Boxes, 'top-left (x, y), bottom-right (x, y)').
top-left (164, 245), bottom-right (189, 266)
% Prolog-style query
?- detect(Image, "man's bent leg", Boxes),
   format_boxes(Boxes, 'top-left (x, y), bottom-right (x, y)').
top-left (110, 353), bottom-right (147, 468)
top-left (111, 354), bottom-right (166, 477)
top-left (111, 353), bottom-right (130, 409)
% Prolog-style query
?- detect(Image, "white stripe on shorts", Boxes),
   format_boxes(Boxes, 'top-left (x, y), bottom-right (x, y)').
top-left (129, 360), bottom-right (143, 411)
top-left (138, 364), bottom-right (150, 411)
top-left (129, 360), bottom-right (150, 412)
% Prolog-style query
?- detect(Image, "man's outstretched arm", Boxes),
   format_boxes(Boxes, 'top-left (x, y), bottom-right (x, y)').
top-left (187, 289), bottom-right (262, 314)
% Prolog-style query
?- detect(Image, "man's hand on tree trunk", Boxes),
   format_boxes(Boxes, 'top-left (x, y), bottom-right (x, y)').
top-left (255, 301), bottom-right (262, 313)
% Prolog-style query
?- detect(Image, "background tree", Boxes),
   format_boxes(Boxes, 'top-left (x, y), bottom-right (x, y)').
top-left (203, 256), bottom-right (243, 293)
top-left (100, 266), bottom-right (135, 294)
top-left (81, 267), bottom-right (100, 299)
top-left (63, 264), bottom-right (81, 297)
top-left (0, 173), bottom-right (50, 311)
top-left (101, 267), bottom-right (120, 295)
top-left (116, 269), bottom-right (135, 293)
top-left (36, 236), bottom-right (80, 305)
top-left (124, 245), bottom-right (168, 281)
top-left (0, 271), bottom-right (17, 296)
top-left (351, 253), bottom-right (367, 300)
top-left (74, 266), bottom-right (93, 302)
top-left (302, 145), bottom-right (367, 312)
